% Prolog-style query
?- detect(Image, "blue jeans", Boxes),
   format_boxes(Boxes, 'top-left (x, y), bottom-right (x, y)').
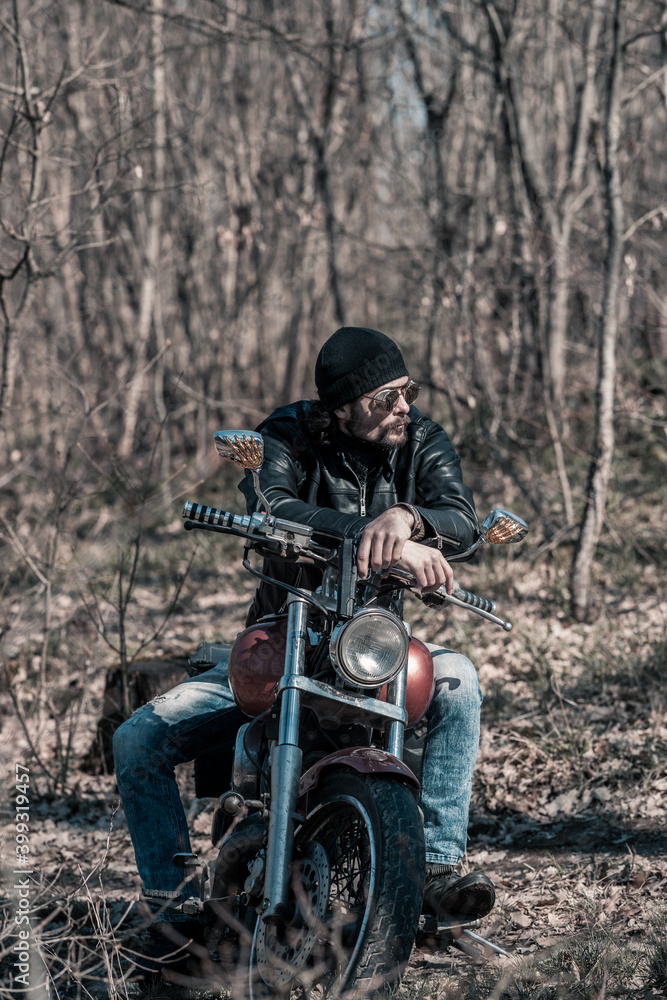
top-left (113, 646), bottom-right (481, 918)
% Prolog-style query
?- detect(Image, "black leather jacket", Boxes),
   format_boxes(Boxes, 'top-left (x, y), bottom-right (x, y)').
top-left (239, 400), bottom-right (478, 621)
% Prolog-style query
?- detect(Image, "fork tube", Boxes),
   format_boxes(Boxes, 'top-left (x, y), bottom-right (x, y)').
top-left (261, 594), bottom-right (308, 923)
top-left (386, 660), bottom-right (408, 759)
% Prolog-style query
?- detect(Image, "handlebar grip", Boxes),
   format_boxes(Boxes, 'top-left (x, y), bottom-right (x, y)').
top-left (182, 501), bottom-right (253, 531)
top-left (453, 586), bottom-right (497, 615)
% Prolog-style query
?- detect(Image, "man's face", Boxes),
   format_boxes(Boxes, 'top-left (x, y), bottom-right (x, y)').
top-left (333, 377), bottom-right (412, 450)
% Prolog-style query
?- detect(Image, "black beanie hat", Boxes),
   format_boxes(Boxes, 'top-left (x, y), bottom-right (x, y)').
top-left (315, 327), bottom-right (408, 410)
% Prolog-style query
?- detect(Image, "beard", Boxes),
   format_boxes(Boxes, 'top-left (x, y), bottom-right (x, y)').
top-left (346, 409), bottom-right (409, 451)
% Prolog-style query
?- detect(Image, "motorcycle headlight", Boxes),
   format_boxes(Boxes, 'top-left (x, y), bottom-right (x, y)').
top-left (330, 609), bottom-right (409, 688)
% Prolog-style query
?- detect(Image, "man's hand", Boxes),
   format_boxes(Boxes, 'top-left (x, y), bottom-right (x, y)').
top-left (357, 509), bottom-right (454, 594)
top-left (392, 540), bottom-right (454, 594)
top-left (357, 508), bottom-right (413, 580)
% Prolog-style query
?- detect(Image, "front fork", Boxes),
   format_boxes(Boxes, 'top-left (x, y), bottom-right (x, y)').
top-left (260, 594), bottom-right (410, 924)
top-left (385, 663), bottom-right (407, 759)
top-left (260, 594), bottom-right (308, 923)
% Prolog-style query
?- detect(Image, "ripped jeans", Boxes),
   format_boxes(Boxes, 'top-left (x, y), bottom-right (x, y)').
top-left (113, 646), bottom-right (482, 920)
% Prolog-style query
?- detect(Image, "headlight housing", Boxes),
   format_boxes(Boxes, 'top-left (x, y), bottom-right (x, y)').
top-left (329, 609), bottom-right (409, 688)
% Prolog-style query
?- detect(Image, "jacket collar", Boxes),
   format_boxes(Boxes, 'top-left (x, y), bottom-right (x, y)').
top-left (333, 431), bottom-right (397, 479)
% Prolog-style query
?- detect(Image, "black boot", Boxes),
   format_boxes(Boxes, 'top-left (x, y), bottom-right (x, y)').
top-left (423, 864), bottom-right (495, 922)
top-left (131, 919), bottom-right (209, 983)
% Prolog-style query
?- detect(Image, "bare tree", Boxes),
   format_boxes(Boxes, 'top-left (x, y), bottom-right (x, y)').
top-left (570, 0), bottom-right (624, 621)
top-left (118, 0), bottom-right (167, 458)
top-left (0, 0), bottom-right (665, 608)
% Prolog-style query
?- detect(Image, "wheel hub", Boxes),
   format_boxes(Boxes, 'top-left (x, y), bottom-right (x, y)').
top-left (256, 841), bottom-right (330, 988)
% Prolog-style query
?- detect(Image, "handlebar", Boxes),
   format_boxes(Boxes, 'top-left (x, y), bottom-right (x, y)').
top-left (452, 584), bottom-right (496, 616)
top-left (182, 501), bottom-right (263, 533)
top-left (182, 499), bottom-right (511, 629)
top-left (423, 582), bottom-right (511, 631)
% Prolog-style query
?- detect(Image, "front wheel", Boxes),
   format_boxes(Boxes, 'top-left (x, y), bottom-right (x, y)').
top-left (250, 770), bottom-right (425, 998)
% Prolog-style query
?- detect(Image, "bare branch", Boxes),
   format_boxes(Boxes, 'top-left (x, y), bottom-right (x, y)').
top-left (622, 200), bottom-right (667, 243)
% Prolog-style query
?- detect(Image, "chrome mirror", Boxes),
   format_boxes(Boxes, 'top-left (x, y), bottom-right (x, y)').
top-left (481, 509), bottom-right (529, 545)
top-left (214, 430), bottom-right (264, 470)
top-left (213, 430), bottom-right (271, 517)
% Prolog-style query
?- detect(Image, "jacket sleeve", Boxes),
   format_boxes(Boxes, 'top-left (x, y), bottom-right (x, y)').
top-left (411, 418), bottom-right (479, 555)
top-left (238, 419), bottom-right (370, 539)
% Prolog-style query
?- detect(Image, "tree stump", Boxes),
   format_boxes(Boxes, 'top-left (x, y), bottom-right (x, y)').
top-left (82, 657), bottom-right (190, 774)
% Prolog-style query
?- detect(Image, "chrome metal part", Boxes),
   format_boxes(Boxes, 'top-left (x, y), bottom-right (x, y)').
top-left (182, 503), bottom-right (265, 533)
top-left (275, 674), bottom-right (407, 730)
top-left (278, 597), bottom-right (309, 746)
top-left (452, 582), bottom-right (497, 615)
top-left (318, 565), bottom-right (338, 602)
top-left (214, 430), bottom-right (264, 469)
top-left (385, 661), bottom-right (408, 758)
top-left (182, 501), bottom-right (315, 552)
top-left (460, 928), bottom-right (511, 958)
top-left (181, 898), bottom-right (204, 915)
top-left (262, 742), bottom-right (303, 922)
top-left (232, 724), bottom-right (260, 799)
top-left (250, 471), bottom-right (273, 518)
top-left (213, 431), bottom-right (273, 516)
top-left (481, 508), bottom-right (529, 545)
top-left (330, 608), bottom-right (409, 688)
top-left (262, 596), bottom-right (309, 922)
top-left (219, 790), bottom-right (245, 816)
top-left (244, 851), bottom-right (266, 898)
top-left (443, 507), bottom-right (529, 562)
top-left (442, 592), bottom-right (513, 630)
top-left (172, 853), bottom-right (199, 868)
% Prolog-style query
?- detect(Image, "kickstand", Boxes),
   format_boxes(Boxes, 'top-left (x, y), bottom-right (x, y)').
top-left (452, 927), bottom-right (511, 959)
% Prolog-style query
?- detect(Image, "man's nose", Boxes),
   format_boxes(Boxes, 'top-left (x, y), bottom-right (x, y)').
top-left (395, 391), bottom-right (410, 414)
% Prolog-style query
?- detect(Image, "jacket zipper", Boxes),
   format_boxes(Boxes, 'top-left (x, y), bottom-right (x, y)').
top-left (339, 451), bottom-right (368, 517)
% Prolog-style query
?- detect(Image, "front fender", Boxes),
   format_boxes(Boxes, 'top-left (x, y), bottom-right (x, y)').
top-left (298, 746), bottom-right (420, 805)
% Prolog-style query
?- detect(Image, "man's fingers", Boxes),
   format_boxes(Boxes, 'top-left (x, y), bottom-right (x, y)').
top-left (391, 542), bottom-right (454, 593)
top-left (358, 509), bottom-right (413, 578)
top-left (357, 533), bottom-right (371, 578)
top-left (359, 525), bottom-right (408, 577)
top-left (370, 533), bottom-right (392, 572)
top-left (360, 530), bottom-right (455, 594)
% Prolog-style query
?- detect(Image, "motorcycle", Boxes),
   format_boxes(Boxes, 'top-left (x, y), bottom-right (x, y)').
top-left (169, 429), bottom-right (528, 996)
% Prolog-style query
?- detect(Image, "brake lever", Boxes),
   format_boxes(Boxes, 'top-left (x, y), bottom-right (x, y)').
top-left (423, 590), bottom-right (513, 631)
top-left (371, 567), bottom-right (513, 631)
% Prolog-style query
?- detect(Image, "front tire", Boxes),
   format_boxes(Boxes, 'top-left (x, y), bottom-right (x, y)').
top-left (250, 769), bottom-right (425, 998)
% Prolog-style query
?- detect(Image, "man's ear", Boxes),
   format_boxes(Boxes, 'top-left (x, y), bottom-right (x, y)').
top-left (333, 402), bottom-right (352, 422)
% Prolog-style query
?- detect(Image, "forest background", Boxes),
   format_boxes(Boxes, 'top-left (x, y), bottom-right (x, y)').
top-left (0, 0), bottom-right (666, 997)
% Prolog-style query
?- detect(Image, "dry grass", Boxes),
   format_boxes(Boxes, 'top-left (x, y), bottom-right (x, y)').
top-left (0, 453), bottom-right (665, 999)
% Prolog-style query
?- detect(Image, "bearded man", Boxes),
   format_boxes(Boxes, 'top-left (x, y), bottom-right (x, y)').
top-left (113, 326), bottom-right (494, 980)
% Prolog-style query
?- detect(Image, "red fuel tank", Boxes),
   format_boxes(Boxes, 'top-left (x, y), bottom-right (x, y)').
top-left (380, 637), bottom-right (435, 727)
top-left (228, 617), bottom-right (288, 717)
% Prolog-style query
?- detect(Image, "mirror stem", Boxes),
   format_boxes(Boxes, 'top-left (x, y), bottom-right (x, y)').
top-left (252, 470), bottom-right (273, 518)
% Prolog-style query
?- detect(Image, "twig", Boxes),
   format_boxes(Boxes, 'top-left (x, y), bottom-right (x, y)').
top-left (622, 200), bottom-right (667, 243)
top-left (0, 657), bottom-right (56, 784)
top-left (0, 511), bottom-right (48, 585)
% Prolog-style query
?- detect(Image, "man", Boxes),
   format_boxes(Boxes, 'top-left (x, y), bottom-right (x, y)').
top-left (113, 326), bottom-right (493, 979)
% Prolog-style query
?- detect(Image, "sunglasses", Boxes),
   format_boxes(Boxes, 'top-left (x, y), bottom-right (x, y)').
top-left (360, 380), bottom-right (420, 411)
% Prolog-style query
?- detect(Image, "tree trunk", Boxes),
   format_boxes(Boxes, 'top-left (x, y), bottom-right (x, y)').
top-left (570, 0), bottom-right (624, 622)
top-left (119, 0), bottom-right (166, 458)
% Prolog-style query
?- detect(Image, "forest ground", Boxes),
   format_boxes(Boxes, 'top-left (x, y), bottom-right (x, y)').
top-left (0, 459), bottom-right (665, 1000)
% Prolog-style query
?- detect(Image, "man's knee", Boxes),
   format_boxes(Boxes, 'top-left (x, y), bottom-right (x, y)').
top-left (428, 648), bottom-right (482, 710)
top-left (113, 708), bottom-right (165, 780)
top-left (112, 716), bottom-right (139, 779)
